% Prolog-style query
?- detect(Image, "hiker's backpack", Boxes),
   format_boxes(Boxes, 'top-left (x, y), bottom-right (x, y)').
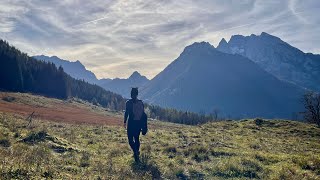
top-left (132, 100), bottom-right (144, 120)
top-left (130, 100), bottom-right (148, 135)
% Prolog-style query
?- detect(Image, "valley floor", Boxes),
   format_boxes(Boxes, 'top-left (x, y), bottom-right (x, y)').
top-left (0, 92), bottom-right (319, 179)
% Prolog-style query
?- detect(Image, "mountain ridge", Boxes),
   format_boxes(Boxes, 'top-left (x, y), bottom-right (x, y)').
top-left (33, 55), bottom-right (99, 84)
top-left (216, 32), bottom-right (320, 91)
top-left (141, 41), bottom-right (305, 118)
top-left (33, 55), bottom-right (149, 98)
top-left (98, 70), bottom-right (149, 98)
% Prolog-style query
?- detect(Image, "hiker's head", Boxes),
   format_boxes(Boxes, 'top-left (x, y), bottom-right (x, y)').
top-left (131, 88), bottom-right (138, 99)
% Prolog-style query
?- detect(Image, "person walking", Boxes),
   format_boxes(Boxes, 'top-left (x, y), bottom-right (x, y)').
top-left (124, 87), bottom-right (148, 162)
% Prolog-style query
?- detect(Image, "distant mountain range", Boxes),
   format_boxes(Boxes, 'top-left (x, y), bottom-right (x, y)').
top-left (32, 32), bottom-right (320, 119)
top-left (140, 41), bottom-right (305, 119)
top-left (33, 55), bottom-right (99, 84)
top-left (216, 32), bottom-right (320, 91)
top-left (97, 71), bottom-right (149, 98)
top-left (33, 55), bottom-right (149, 98)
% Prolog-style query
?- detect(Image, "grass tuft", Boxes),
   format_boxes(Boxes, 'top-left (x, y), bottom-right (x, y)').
top-left (131, 152), bottom-right (162, 179)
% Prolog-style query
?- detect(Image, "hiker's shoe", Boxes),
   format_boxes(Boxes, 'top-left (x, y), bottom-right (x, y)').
top-left (134, 152), bottom-right (140, 162)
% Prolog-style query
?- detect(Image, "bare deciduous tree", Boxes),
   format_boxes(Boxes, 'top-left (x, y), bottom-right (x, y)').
top-left (210, 108), bottom-right (220, 121)
top-left (302, 91), bottom-right (320, 127)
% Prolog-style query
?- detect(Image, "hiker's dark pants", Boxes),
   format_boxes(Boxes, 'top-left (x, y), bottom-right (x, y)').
top-left (127, 121), bottom-right (142, 153)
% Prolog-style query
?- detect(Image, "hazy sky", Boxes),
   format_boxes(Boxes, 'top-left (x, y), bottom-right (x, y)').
top-left (1, 0), bottom-right (319, 79)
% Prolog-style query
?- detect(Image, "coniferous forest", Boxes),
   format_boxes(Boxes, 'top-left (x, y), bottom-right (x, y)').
top-left (0, 39), bottom-right (214, 125)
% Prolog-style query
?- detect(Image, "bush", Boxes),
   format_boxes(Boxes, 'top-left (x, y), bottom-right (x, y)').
top-left (42, 171), bottom-right (54, 178)
top-left (0, 139), bottom-right (11, 147)
top-left (210, 150), bottom-right (234, 157)
top-left (192, 153), bottom-right (210, 162)
top-left (255, 118), bottom-right (264, 126)
top-left (175, 169), bottom-right (188, 180)
top-left (189, 169), bottom-right (205, 179)
top-left (22, 131), bottom-right (52, 144)
top-left (164, 146), bottom-right (177, 153)
top-left (14, 132), bottom-right (20, 138)
top-left (2, 96), bottom-right (15, 102)
top-left (50, 144), bottom-right (71, 153)
top-left (92, 98), bottom-right (98, 106)
top-left (1, 169), bottom-right (30, 179)
top-left (80, 152), bottom-right (90, 167)
top-left (176, 156), bottom-right (185, 165)
top-left (164, 146), bottom-right (178, 158)
top-left (250, 143), bottom-right (261, 150)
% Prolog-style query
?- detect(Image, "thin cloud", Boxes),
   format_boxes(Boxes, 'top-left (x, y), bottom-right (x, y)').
top-left (0, 0), bottom-right (319, 79)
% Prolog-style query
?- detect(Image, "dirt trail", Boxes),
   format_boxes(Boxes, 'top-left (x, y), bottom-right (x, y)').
top-left (0, 99), bottom-right (122, 126)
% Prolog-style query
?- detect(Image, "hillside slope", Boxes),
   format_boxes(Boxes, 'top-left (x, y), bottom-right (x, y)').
top-left (141, 42), bottom-right (305, 119)
top-left (0, 94), bottom-right (319, 179)
top-left (0, 92), bottom-right (123, 125)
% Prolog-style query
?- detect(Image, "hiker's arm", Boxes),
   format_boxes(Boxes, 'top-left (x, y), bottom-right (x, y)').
top-left (124, 101), bottom-right (129, 124)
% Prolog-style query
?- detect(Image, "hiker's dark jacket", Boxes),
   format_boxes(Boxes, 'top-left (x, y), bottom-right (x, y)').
top-left (124, 99), bottom-right (148, 135)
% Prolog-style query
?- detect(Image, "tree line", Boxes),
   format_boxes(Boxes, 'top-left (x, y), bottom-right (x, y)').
top-left (146, 104), bottom-right (216, 125)
top-left (0, 39), bottom-right (215, 125)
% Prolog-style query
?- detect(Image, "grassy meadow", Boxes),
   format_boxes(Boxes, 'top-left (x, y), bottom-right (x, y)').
top-left (0, 93), bottom-right (320, 179)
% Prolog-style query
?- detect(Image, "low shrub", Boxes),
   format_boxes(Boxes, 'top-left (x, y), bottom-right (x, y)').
top-left (22, 131), bottom-right (53, 144)
top-left (0, 139), bottom-right (11, 147)
top-left (210, 150), bottom-right (234, 157)
top-left (254, 118), bottom-right (264, 126)
top-left (2, 96), bottom-right (15, 102)
top-left (1, 169), bottom-right (30, 179)
top-left (163, 146), bottom-right (177, 154)
top-left (175, 168), bottom-right (188, 180)
top-left (192, 153), bottom-right (210, 162)
top-left (189, 169), bottom-right (205, 179)
top-left (80, 152), bottom-right (90, 167)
